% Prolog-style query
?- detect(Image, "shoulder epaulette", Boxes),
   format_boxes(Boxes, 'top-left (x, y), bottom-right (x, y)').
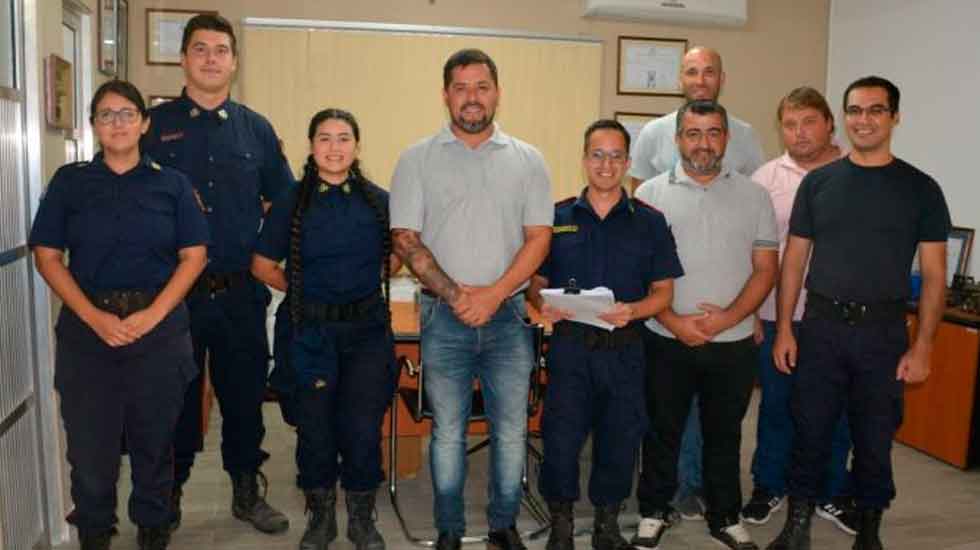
top-left (632, 197), bottom-right (662, 214)
top-left (555, 196), bottom-right (577, 207)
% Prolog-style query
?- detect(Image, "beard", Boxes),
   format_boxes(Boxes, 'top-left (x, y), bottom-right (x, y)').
top-left (452, 103), bottom-right (495, 134)
top-left (681, 148), bottom-right (723, 176)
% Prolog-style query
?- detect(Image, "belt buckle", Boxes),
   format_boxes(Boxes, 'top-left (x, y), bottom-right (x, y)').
top-left (840, 301), bottom-right (866, 325)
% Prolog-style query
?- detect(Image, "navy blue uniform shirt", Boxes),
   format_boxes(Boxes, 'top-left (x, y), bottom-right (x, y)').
top-left (539, 189), bottom-right (683, 304)
top-left (255, 177), bottom-right (389, 305)
top-left (142, 89), bottom-right (294, 274)
top-left (28, 153), bottom-right (210, 291)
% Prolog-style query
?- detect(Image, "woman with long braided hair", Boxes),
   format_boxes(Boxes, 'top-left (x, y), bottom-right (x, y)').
top-left (251, 109), bottom-right (400, 550)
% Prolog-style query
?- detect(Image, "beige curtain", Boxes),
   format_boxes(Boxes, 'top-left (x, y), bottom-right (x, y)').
top-left (240, 25), bottom-right (601, 200)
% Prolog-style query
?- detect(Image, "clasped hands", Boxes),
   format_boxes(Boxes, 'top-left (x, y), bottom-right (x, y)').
top-left (88, 307), bottom-right (165, 347)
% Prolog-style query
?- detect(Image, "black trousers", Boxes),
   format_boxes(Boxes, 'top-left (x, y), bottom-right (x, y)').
top-left (787, 318), bottom-right (906, 509)
top-left (173, 278), bottom-right (271, 484)
top-left (56, 307), bottom-right (193, 531)
top-left (636, 332), bottom-right (757, 529)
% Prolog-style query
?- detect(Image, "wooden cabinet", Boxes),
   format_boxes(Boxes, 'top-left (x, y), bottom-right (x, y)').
top-left (896, 312), bottom-right (980, 468)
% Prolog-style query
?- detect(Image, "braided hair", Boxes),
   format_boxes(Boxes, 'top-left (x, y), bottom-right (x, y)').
top-left (287, 109), bottom-right (392, 328)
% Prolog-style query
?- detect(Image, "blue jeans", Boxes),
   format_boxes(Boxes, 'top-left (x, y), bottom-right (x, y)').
top-left (420, 293), bottom-right (534, 535)
top-left (752, 321), bottom-right (852, 499)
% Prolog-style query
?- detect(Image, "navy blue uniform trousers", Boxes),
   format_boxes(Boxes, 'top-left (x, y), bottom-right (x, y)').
top-left (56, 308), bottom-right (193, 531)
top-left (173, 278), bottom-right (271, 483)
top-left (290, 318), bottom-right (397, 491)
top-left (538, 329), bottom-right (648, 506)
top-left (788, 318), bottom-right (906, 509)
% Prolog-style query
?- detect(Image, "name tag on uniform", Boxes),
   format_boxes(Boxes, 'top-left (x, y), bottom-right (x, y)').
top-left (553, 225), bottom-right (578, 234)
top-left (160, 131), bottom-right (184, 142)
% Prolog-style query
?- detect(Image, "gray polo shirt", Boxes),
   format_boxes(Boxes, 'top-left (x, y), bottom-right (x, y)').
top-left (628, 110), bottom-right (765, 181)
top-left (635, 163), bottom-right (778, 342)
top-left (390, 124), bottom-right (553, 287)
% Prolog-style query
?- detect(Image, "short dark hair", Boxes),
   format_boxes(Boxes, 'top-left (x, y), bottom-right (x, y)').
top-left (443, 48), bottom-right (498, 90)
top-left (676, 100), bottom-right (729, 135)
top-left (181, 13), bottom-right (237, 56)
top-left (843, 75), bottom-right (900, 114)
top-left (779, 86), bottom-right (834, 124)
top-left (89, 80), bottom-right (147, 124)
top-left (583, 119), bottom-right (630, 153)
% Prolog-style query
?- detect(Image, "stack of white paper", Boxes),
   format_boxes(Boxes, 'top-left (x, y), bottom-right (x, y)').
top-left (540, 286), bottom-right (617, 331)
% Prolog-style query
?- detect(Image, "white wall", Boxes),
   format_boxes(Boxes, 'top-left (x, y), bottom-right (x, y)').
top-left (827, 0), bottom-right (980, 277)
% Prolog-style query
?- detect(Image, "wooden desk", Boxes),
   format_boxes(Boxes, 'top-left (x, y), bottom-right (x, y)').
top-left (897, 308), bottom-right (980, 468)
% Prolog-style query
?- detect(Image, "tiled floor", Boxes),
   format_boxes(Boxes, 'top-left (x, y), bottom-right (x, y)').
top-left (55, 391), bottom-right (980, 550)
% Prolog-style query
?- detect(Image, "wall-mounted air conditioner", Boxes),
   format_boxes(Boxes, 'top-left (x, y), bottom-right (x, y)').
top-left (583, 0), bottom-right (748, 28)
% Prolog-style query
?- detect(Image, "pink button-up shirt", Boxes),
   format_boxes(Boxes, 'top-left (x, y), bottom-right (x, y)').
top-left (752, 149), bottom-right (845, 322)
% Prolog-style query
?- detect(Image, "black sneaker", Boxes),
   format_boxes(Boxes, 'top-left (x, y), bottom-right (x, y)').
top-left (710, 522), bottom-right (759, 550)
top-left (741, 488), bottom-right (785, 525)
top-left (631, 516), bottom-right (669, 550)
top-left (487, 526), bottom-right (527, 550)
top-left (815, 498), bottom-right (858, 536)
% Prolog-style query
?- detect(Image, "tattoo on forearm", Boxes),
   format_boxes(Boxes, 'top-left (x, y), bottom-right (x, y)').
top-left (392, 229), bottom-right (460, 304)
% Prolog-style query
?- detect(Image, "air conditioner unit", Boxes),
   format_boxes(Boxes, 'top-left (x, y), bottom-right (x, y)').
top-left (583, 0), bottom-right (748, 28)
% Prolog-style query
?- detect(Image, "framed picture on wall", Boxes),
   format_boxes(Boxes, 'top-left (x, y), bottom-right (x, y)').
top-left (617, 37), bottom-right (687, 97)
top-left (97, 0), bottom-right (117, 75)
top-left (614, 111), bottom-right (662, 148)
top-left (116, 0), bottom-right (129, 79)
top-left (45, 54), bottom-right (73, 129)
top-left (948, 226), bottom-right (975, 286)
top-left (147, 9), bottom-right (218, 65)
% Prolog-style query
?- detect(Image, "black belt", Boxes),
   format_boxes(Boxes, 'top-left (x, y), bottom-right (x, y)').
top-left (88, 289), bottom-right (158, 317)
top-left (191, 271), bottom-right (252, 296)
top-left (302, 292), bottom-right (382, 323)
top-left (805, 292), bottom-right (906, 325)
top-left (554, 322), bottom-right (642, 351)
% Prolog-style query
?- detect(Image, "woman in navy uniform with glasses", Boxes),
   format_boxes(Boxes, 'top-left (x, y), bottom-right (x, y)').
top-left (251, 108), bottom-right (400, 550)
top-left (28, 80), bottom-right (209, 550)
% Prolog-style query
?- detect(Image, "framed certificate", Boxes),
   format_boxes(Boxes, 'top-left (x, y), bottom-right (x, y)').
top-left (146, 9), bottom-right (218, 65)
top-left (617, 36), bottom-right (687, 97)
top-left (948, 226), bottom-right (975, 287)
top-left (614, 111), bottom-right (662, 148)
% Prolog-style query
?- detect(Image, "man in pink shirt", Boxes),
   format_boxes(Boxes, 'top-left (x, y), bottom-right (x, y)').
top-left (740, 87), bottom-right (857, 534)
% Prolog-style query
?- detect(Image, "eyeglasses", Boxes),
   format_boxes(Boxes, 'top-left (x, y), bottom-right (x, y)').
top-left (844, 105), bottom-right (892, 118)
top-left (94, 108), bottom-right (140, 126)
top-left (587, 150), bottom-right (628, 164)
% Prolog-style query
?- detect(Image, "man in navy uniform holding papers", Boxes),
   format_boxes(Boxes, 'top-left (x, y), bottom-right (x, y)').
top-left (527, 119), bottom-right (682, 550)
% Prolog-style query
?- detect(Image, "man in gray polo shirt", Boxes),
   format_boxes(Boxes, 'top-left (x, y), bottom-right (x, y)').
top-left (628, 46), bottom-right (765, 519)
top-left (390, 48), bottom-right (553, 550)
top-left (632, 100), bottom-right (778, 550)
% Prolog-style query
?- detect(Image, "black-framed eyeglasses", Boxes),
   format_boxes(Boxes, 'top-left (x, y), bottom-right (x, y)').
top-left (94, 108), bottom-right (140, 126)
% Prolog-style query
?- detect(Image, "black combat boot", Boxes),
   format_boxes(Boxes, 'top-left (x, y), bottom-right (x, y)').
top-left (546, 501), bottom-right (575, 550)
top-left (137, 526), bottom-right (170, 550)
top-left (301, 487), bottom-right (338, 550)
top-left (851, 509), bottom-right (883, 550)
top-left (346, 489), bottom-right (385, 550)
top-left (79, 529), bottom-right (113, 550)
top-left (230, 470), bottom-right (290, 534)
top-left (765, 499), bottom-right (814, 550)
top-left (592, 503), bottom-right (635, 550)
